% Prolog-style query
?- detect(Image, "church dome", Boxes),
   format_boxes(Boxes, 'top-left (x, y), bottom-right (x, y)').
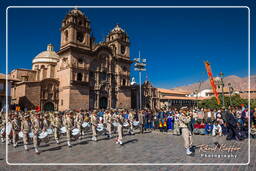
top-left (32, 44), bottom-right (60, 64)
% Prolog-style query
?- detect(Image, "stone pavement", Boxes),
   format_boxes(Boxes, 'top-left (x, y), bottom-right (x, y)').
top-left (0, 129), bottom-right (255, 171)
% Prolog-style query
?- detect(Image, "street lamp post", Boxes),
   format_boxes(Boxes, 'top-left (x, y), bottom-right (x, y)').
top-left (134, 51), bottom-right (147, 110)
top-left (219, 72), bottom-right (225, 107)
top-left (215, 72), bottom-right (225, 107)
top-left (228, 82), bottom-right (233, 106)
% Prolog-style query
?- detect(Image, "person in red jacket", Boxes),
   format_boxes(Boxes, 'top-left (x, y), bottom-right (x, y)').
top-left (35, 105), bottom-right (40, 112)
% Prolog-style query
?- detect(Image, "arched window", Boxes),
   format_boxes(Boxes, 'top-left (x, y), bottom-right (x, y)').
top-left (65, 30), bottom-right (68, 41)
top-left (78, 58), bottom-right (83, 64)
top-left (41, 65), bottom-right (47, 79)
top-left (122, 79), bottom-right (126, 86)
top-left (77, 73), bottom-right (82, 81)
top-left (101, 72), bottom-right (107, 81)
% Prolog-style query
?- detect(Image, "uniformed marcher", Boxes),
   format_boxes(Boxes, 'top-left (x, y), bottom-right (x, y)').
top-left (128, 111), bottom-right (135, 135)
top-left (75, 110), bottom-right (84, 139)
top-left (21, 114), bottom-right (30, 151)
top-left (32, 112), bottom-right (43, 154)
top-left (52, 112), bottom-right (62, 144)
top-left (91, 111), bottom-right (98, 141)
top-left (11, 113), bottom-right (21, 147)
top-left (138, 110), bottom-right (145, 134)
top-left (104, 110), bottom-right (112, 138)
top-left (178, 108), bottom-right (193, 155)
top-left (115, 111), bottom-right (124, 145)
top-left (65, 111), bottom-right (74, 147)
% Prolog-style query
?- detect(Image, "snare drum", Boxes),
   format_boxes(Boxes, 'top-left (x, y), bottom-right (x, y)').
top-left (72, 128), bottom-right (80, 136)
top-left (82, 122), bottom-right (90, 128)
top-left (133, 121), bottom-right (140, 127)
top-left (6, 122), bottom-right (12, 136)
top-left (39, 131), bottom-right (48, 139)
top-left (96, 124), bottom-right (104, 132)
top-left (60, 127), bottom-right (67, 134)
top-left (46, 128), bottom-right (53, 135)
top-left (112, 122), bottom-right (119, 127)
top-left (123, 121), bottom-right (129, 127)
top-left (0, 128), bottom-right (5, 135)
top-left (29, 132), bottom-right (34, 138)
top-left (18, 131), bottom-right (23, 138)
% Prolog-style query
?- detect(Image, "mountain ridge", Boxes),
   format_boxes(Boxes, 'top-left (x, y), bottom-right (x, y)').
top-left (172, 75), bottom-right (256, 92)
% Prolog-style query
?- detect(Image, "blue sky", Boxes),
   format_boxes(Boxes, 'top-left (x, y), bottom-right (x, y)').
top-left (1, 0), bottom-right (255, 89)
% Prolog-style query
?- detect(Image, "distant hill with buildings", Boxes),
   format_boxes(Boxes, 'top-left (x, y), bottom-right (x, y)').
top-left (172, 75), bottom-right (256, 93)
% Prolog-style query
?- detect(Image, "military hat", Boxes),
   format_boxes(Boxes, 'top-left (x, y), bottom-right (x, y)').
top-left (24, 114), bottom-right (30, 118)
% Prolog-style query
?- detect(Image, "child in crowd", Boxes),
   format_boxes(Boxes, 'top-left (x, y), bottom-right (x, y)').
top-left (193, 121), bottom-right (201, 135)
top-left (199, 120), bottom-right (206, 135)
top-left (212, 121), bottom-right (222, 136)
top-left (205, 121), bottom-right (213, 135)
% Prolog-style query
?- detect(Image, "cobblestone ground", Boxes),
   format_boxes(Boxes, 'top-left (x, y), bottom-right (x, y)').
top-left (0, 129), bottom-right (255, 171)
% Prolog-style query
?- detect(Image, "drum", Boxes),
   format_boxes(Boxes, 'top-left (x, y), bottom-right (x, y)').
top-left (0, 128), bottom-right (5, 135)
top-left (6, 122), bottom-right (12, 136)
top-left (29, 132), bottom-right (34, 138)
top-left (133, 121), bottom-right (140, 127)
top-left (46, 128), bottom-right (53, 135)
top-left (72, 128), bottom-right (80, 136)
top-left (60, 127), bottom-right (67, 134)
top-left (123, 121), bottom-right (129, 127)
top-left (39, 131), bottom-right (48, 139)
top-left (96, 124), bottom-right (104, 132)
top-left (82, 122), bottom-right (90, 128)
top-left (112, 122), bottom-right (119, 127)
top-left (18, 131), bottom-right (23, 138)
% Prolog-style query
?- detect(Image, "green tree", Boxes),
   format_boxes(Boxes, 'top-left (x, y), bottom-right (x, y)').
top-left (198, 94), bottom-right (249, 109)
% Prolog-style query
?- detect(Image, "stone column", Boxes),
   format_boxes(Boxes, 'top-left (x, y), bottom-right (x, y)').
top-left (95, 91), bottom-right (99, 109)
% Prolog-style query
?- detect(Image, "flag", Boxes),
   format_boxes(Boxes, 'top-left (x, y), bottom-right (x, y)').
top-left (204, 61), bottom-right (221, 105)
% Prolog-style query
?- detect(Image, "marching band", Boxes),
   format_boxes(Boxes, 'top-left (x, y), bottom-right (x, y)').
top-left (0, 109), bottom-right (140, 154)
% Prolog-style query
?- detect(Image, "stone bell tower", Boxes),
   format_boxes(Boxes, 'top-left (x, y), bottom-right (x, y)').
top-left (60, 8), bottom-right (91, 50)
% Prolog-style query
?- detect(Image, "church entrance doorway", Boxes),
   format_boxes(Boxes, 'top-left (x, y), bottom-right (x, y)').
top-left (43, 102), bottom-right (54, 111)
top-left (99, 97), bottom-right (108, 109)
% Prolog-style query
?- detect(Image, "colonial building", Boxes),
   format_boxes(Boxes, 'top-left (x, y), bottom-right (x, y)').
top-left (0, 74), bottom-right (19, 111)
top-left (131, 81), bottom-right (160, 110)
top-left (10, 9), bottom-right (132, 111)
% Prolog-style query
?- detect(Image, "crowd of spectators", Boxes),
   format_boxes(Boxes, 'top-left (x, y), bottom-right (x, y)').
top-left (137, 107), bottom-right (256, 140)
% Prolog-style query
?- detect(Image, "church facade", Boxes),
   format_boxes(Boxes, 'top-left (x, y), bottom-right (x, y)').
top-left (10, 9), bottom-right (132, 111)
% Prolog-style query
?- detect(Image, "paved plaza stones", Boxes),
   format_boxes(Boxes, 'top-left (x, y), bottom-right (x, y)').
top-left (0, 129), bottom-right (255, 170)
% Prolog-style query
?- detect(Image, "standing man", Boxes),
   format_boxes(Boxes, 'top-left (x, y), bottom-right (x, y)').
top-left (128, 110), bottom-right (135, 135)
top-left (32, 112), bottom-right (43, 154)
top-left (115, 112), bottom-right (124, 145)
top-left (21, 114), bottom-right (30, 151)
top-left (104, 110), bottom-right (113, 138)
top-left (52, 112), bottom-right (62, 144)
top-left (65, 111), bottom-right (74, 147)
top-left (179, 108), bottom-right (193, 155)
top-left (138, 110), bottom-right (145, 134)
top-left (91, 111), bottom-right (98, 141)
top-left (11, 113), bottom-right (21, 147)
top-left (75, 110), bottom-right (84, 139)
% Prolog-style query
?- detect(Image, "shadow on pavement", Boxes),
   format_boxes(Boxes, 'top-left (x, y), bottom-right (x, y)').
top-left (121, 139), bottom-right (138, 145)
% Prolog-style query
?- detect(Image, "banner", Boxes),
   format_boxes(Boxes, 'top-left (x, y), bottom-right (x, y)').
top-left (204, 61), bottom-right (220, 105)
